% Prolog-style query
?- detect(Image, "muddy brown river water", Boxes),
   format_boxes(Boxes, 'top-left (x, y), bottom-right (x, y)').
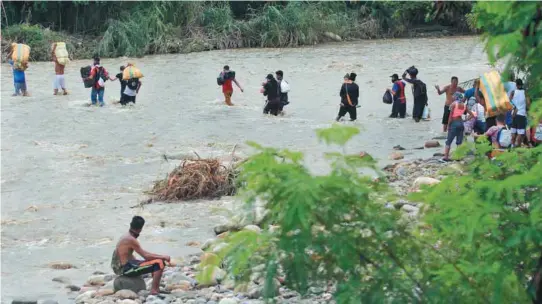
top-left (1, 36), bottom-right (489, 302)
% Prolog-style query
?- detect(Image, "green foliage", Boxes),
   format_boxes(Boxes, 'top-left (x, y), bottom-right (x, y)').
top-left (2, 1), bottom-right (475, 59)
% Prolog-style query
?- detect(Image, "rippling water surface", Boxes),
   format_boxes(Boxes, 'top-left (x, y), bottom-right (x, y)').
top-left (1, 36), bottom-right (487, 302)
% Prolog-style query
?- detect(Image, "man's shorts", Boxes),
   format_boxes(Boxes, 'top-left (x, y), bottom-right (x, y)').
top-left (511, 115), bottom-right (527, 135)
top-left (122, 259), bottom-right (165, 277)
top-left (442, 105), bottom-right (451, 125)
top-left (120, 94), bottom-right (136, 105)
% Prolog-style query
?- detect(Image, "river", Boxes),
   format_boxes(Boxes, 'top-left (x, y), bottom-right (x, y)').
top-left (1, 36), bottom-right (488, 303)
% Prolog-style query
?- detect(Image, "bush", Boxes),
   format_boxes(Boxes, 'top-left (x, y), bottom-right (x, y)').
top-left (2, 24), bottom-right (95, 61)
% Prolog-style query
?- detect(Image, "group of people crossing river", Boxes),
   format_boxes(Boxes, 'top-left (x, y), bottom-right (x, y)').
top-left (7, 43), bottom-right (542, 162)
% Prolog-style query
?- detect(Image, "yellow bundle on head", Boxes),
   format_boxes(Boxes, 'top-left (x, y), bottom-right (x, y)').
top-left (479, 70), bottom-right (513, 117)
top-left (122, 65), bottom-right (144, 80)
top-left (54, 42), bottom-right (70, 66)
top-left (11, 43), bottom-right (31, 70)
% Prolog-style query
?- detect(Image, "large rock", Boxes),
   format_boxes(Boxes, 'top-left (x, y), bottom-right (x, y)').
top-left (218, 299), bottom-right (239, 304)
top-left (52, 276), bottom-right (71, 284)
top-left (413, 177), bottom-right (441, 188)
top-left (424, 140), bottom-right (441, 148)
top-left (87, 274), bottom-right (106, 286)
top-left (75, 291), bottom-right (96, 304)
top-left (114, 289), bottom-right (138, 300)
top-left (389, 152), bottom-right (404, 160)
top-left (113, 276), bottom-right (146, 293)
top-left (243, 225), bottom-right (261, 233)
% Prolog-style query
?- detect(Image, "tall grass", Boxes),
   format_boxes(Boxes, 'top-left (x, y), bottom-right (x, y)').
top-left (2, 1), bottom-right (474, 60)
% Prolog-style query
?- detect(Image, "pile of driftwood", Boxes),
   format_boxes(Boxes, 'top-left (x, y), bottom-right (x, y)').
top-left (151, 157), bottom-right (239, 201)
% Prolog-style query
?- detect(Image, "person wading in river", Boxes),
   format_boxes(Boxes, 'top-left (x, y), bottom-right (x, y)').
top-left (276, 70), bottom-right (290, 115)
top-left (218, 65), bottom-right (243, 106)
top-left (51, 43), bottom-right (68, 96)
top-left (336, 73), bottom-right (359, 122)
top-left (111, 216), bottom-right (170, 295)
top-left (435, 76), bottom-right (465, 132)
top-left (84, 57), bottom-right (114, 107)
top-left (388, 73), bottom-right (407, 119)
top-left (401, 67), bottom-right (428, 122)
top-left (262, 74), bottom-right (281, 116)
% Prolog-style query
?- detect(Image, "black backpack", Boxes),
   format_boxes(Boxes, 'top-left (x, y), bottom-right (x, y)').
top-left (217, 72), bottom-right (225, 86)
top-left (413, 80), bottom-right (428, 102)
top-left (127, 78), bottom-right (139, 90)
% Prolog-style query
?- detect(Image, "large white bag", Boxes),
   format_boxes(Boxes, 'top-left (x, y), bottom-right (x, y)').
top-left (422, 106), bottom-right (431, 120)
top-left (280, 80), bottom-right (290, 93)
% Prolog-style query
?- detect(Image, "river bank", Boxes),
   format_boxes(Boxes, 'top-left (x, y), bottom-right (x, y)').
top-left (1, 36), bottom-right (487, 303)
top-left (9, 149), bottom-right (457, 304)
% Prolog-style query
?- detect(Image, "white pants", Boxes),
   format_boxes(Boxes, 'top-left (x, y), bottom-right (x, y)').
top-left (53, 75), bottom-right (66, 90)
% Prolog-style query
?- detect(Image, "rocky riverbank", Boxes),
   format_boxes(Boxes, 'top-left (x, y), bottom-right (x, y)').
top-left (14, 139), bottom-right (463, 304)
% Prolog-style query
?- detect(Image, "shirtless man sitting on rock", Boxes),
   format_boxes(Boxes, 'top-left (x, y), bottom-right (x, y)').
top-left (111, 216), bottom-right (170, 295)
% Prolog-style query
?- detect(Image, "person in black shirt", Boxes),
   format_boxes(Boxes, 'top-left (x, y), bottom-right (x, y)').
top-left (336, 73), bottom-right (359, 121)
top-left (110, 66), bottom-right (127, 104)
top-left (262, 74), bottom-right (281, 116)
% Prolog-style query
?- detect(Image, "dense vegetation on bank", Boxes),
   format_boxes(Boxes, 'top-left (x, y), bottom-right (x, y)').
top-left (1, 1), bottom-right (474, 60)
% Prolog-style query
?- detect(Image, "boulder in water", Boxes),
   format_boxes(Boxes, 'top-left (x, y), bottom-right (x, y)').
top-left (113, 276), bottom-right (146, 293)
top-left (424, 140), bottom-right (441, 148)
top-left (323, 32), bottom-right (342, 42)
top-left (389, 152), bottom-right (404, 160)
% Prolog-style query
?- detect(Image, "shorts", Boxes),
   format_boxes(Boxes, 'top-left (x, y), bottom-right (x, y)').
top-left (121, 94), bottom-right (136, 105)
top-left (511, 115), bottom-right (527, 135)
top-left (53, 75), bottom-right (66, 90)
top-left (122, 259), bottom-right (165, 277)
top-left (14, 82), bottom-right (27, 94)
top-left (442, 105), bottom-right (451, 125)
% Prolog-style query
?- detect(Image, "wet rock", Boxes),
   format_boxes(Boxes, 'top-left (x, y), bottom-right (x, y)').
top-left (166, 280), bottom-right (192, 291)
top-left (117, 300), bottom-right (138, 304)
top-left (93, 271), bottom-right (106, 275)
top-left (432, 135), bottom-right (447, 140)
top-left (393, 145), bottom-right (406, 151)
top-left (113, 276), bottom-right (146, 293)
top-left (11, 299), bottom-right (38, 304)
top-left (201, 238), bottom-right (216, 251)
top-left (189, 255), bottom-right (201, 265)
top-left (87, 274), bottom-right (106, 286)
top-left (186, 241), bottom-right (201, 247)
top-left (52, 276), bottom-right (71, 284)
top-left (75, 291), bottom-right (96, 304)
top-left (145, 295), bottom-right (167, 304)
top-left (66, 284), bottom-right (81, 292)
top-left (247, 286), bottom-right (261, 299)
top-left (96, 289), bottom-right (115, 296)
top-left (213, 224), bottom-right (231, 235)
top-left (216, 232), bottom-right (229, 239)
top-left (48, 262), bottom-right (75, 270)
top-left (433, 152), bottom-right (445, 157)
top-left (413, 177), bottom-right (440, 188)
top-left (138, 290), bottom-right (150, 298)
top-left (389, 152), bottom-right (404, 160)
top-left (424, 140), bottom-right (441, 148)
top-left (37, 300), bottom-right (58, 304)
top-left (218, 299), bottom-right (239, 304)
top-left (115, 289), bottom-right (138, 299)
top-left (243, 225), bottom-right (261, 233)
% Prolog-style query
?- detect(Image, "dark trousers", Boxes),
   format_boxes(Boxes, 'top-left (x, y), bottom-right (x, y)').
top-left (391, 99), bottom-right (406, 118)
top-left (337, 105), bottom-right (357, 120)
top-left (412, 98), bottom-right (426, 121)
top-left (263, 98), bottom-right (281, 116)
top-left (486, 116), bottom-right (496, 132)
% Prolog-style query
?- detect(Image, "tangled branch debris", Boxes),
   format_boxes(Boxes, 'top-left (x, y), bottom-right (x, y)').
top-left (150, 158), bottom-right (238, 201)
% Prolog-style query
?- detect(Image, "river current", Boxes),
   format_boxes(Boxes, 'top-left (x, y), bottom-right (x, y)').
top-left (1, 36), bottom-right (488, 302)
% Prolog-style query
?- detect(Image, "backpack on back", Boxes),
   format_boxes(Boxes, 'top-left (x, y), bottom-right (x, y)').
top-left (413, 80), bottom-right (428, 102)
top-left (217, 72), bottom-right (225, 86)
top-left (80, 65), bottom-right (94, 88)
top-left (127, 78), bottom-right (139, 90)
top-left (497, 126), bottom-right (512, 148)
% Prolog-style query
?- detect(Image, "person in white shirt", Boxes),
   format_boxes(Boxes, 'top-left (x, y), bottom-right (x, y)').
top-left (509, 79), bottom-right (531, 147)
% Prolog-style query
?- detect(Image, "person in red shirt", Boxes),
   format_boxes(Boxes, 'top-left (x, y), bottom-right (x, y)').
top-left (84, 57), bottom-right (114, 107)
top-left (219, 65), bottom-right (243, 106)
